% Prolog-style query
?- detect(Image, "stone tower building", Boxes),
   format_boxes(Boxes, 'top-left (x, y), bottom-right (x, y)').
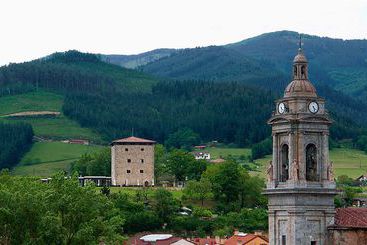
top-left (111, 136), bottom-right (155, 186)
top-left (264, 43), bottom-right (337, 245)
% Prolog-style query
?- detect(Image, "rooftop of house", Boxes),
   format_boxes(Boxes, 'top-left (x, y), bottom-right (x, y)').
top-left (225, 232), bottom-right (268, 245)
top-left (111, 136), bottom-right (156, 145)
top-left (333, 208), bottom-right (367, 228)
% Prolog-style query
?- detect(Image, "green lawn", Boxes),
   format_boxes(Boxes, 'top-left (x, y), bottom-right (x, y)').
top-left (13, 142), bottom-right (106, 177)
top-left (0, 91), bottom-right (102, 142)
top-left (194, 147), bottom-right (251, 159)
top-left (0, 91), bottom-right (63, 115)
top-left (250, 147), bottom-right (367, 179)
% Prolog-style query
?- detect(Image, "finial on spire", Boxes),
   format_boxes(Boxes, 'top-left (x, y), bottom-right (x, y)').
top-left (131, 127), bottom-right (134, 137)
top-left (298, 34), bottom-right (303, 52)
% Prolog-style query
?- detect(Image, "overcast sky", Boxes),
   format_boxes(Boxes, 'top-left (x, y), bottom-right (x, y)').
top-left (1, 0), bottom-right (366, 65)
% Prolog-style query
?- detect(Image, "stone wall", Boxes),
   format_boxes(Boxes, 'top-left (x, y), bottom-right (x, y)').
top-left (111, 144), bottom-right (154, 186)
top-left (327, 227), bottom-right (367, 245)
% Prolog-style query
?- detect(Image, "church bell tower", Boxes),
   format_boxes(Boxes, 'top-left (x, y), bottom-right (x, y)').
top-left (264, 38), bottom-right (337, 245)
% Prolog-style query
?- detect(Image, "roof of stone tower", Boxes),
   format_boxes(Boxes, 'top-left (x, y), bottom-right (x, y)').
top-left (293, 48), bottom-right (308, 63)
top-left (111, 136), bottom-right (156, 145)
top-left (284, 79), bottom-right (317, 98)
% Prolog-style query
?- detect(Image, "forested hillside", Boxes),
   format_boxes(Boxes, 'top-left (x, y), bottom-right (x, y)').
top-left (0, 50), bottom-right (158, 95)
top-left (63, 81), bottom-right (275, 145)
top-left (0, 48), bottom-right (366, 149)
top-left (0, 123), bottom-right (33, 169)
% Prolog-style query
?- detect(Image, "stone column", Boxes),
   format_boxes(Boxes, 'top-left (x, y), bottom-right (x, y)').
top-left (268, 210), bottom-right (276, 245)
top-left (297, 131), bottom-right (305, 180)
top-left (322, 132), bottom-right (329, 181)
top-left (288, 131), bottom-right (294, 180)
top-left (272, 133), bottom-right (278, 184)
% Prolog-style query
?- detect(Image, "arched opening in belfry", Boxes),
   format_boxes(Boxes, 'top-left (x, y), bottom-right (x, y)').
top-left (280, 144), bottom-right (289, 182)
top-left (293, 65), bottom-right (297, 77)
top-left (301, 65), bottom-right (306, 78)
top-left (306, 144), bottom-right (318, 181)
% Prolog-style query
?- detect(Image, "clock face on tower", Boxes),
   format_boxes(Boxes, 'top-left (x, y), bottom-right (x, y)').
top-left (308, 101), bottom-right (319, 113)
top-left (278, 102), bottom-right (286, 114)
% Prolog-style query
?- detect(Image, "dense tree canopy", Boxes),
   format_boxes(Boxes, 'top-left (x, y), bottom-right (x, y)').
top-left (0, 122), bottom-right (33, 170)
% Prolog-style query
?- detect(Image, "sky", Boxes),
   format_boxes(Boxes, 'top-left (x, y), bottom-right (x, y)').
top-left (0, 0), bottom-right (367, 65)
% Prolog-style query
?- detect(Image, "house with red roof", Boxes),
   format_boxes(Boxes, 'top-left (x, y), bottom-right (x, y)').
top-left (225, 231), bottom-right (268, 245)
top-left (328, 208), bottom-right (367, 244)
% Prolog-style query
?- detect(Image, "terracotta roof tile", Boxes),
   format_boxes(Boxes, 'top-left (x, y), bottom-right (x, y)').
top-left (112, 136), bottom-right (156, 144)
top-left (334, 208), bottom-right (367, 228)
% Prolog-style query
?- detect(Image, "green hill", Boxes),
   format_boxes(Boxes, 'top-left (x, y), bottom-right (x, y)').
top-left (13, 141), bottom-right (105, 176)
top-left (0, 51), bottom-right (160, 173)
top-left (0, 91), bottom-right (101, 141)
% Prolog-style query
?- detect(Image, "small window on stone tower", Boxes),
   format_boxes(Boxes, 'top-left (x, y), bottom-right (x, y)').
top-left (311, 241), bottom-right (317, 245)
top-left (141, 148), bottom-right (144, 151)
top-left (281, 235), bottom-right (286, 245)
top-left (141, 159), bottom-right (144, 163)
top-left (281, 144), bottom-right (289, 182)
top-left (127, 159), bottom-right (131, 163)
top-left (140, 170), bottom-right (144, 173)
top-left (306, 144), bottom-right (318, 181)
top-left (127, 170), bottom-right (131, 173)
top-left (125, 148), bottom-right (128, 151)
top-left (293, 66), bottom-right (297, 77)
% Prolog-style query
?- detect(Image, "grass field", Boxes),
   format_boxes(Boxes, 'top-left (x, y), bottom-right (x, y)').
top-left (0, 91), bottom-right (102, 142)
top-left (0, 91), bottom-right (63, 115)
top-left (195, 147), bottom-right (251, 159)
top-left (13, 142), bottom-right (106, 177)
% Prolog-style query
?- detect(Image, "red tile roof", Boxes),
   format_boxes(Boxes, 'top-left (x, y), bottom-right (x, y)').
top-left (112, 136), bottom-right (156, 144)
top-left (192, 237), bottom-right (218, 245)
top-left (334, 208), bottom-right (367, 228)
top-left (225, 233), bottom-right (268, 245)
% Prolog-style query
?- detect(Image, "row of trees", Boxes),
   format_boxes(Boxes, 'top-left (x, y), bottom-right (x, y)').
top-left (0, 122), bottom-right (33, 170)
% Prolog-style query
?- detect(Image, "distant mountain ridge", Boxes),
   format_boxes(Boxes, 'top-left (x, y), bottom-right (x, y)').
top-left (101, 48), bottom-right (177, 69)
top-left (102, 30), bottom-right (367, 131)
top-left (104, 31), bottom-right (367, 98)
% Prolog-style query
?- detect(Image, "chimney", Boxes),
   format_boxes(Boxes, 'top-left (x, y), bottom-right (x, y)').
top-left (254, 230), bottom-right (263, 236)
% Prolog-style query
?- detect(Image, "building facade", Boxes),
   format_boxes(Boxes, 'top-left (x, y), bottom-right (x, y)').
top-left (111, 136), bottom-right (155, 186)
top-left (327, 208), bottom-right (367, 245)
top-left (264, 43), bottom-right (337, 245)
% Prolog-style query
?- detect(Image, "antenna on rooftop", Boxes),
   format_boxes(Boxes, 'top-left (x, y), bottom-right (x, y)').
top-left (131, 128), bottom-right (134, 137)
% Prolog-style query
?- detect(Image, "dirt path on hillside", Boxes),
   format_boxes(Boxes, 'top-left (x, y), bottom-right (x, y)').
top-left (1, 111), bottom-right (60, 117)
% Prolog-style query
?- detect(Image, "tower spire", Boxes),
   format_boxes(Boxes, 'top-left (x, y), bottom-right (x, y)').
top-left (299, 33), bottom-right (302, 51)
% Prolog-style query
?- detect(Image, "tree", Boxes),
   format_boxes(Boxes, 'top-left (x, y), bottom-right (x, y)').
top-left (184, 178), bottom-right (213, 206)
top-left (202, 161), bottom-right (265, 212)
top-left (251, 137), bottom-right (272, 160)
top-left (166, 150), bottom-right (192, 182)
top-left (71, 148), bottom-right (111, 176)
top-left (151, 188), bottom-right (178, 223)
top-left (165, 128), bottom-right (200, 150)
top-left (0, 172), bottom-right (125, 244)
